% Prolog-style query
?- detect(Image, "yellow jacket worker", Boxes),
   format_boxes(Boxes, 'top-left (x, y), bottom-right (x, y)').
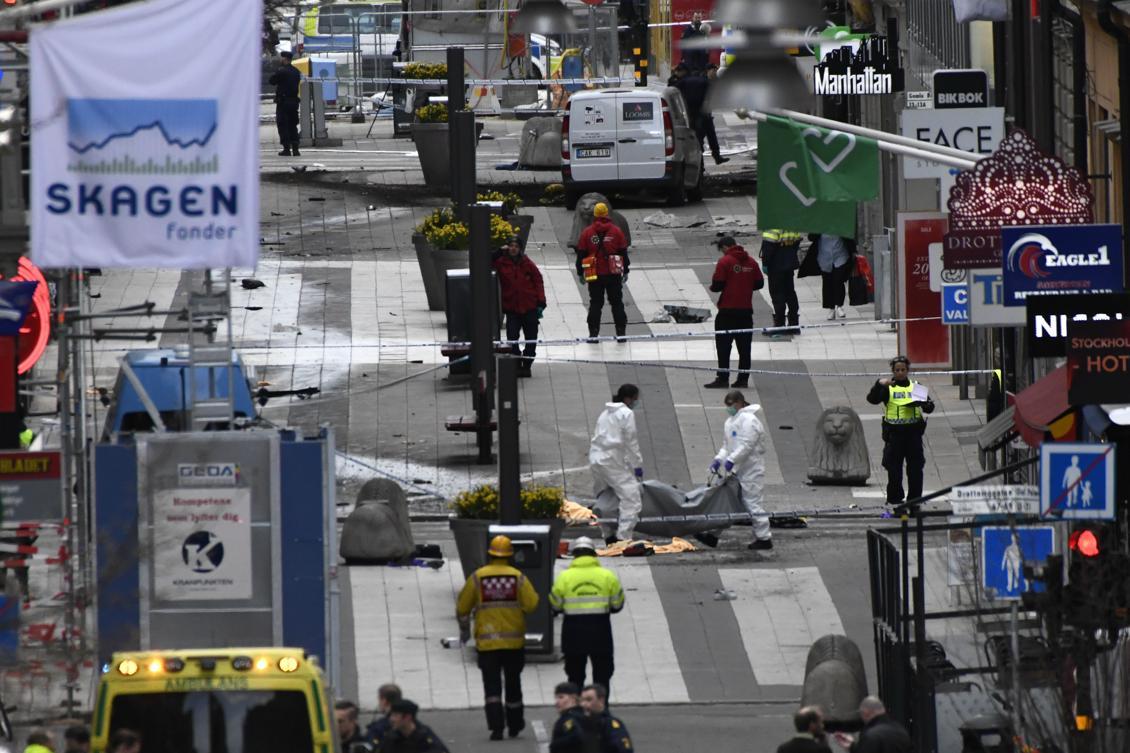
top-left (549, 537), bottom-right (625, 695)
top-left (457, 535), bottom-right (539, 741)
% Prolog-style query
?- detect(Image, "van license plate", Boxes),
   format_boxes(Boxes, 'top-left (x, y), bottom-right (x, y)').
top-left (576, 147), bottom-right (611, 159)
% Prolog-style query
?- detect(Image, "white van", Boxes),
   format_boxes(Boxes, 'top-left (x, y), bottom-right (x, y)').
top-left (561, 88), bottom-right (704, 208)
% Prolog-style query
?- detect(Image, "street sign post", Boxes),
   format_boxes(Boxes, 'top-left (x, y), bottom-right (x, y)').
top-left (951, 485), bottom-right (1039, 516)
top-left (1040, 442), bottom-right (1116, 520)
top-left (981, 525), bottom-right (1055, 600)
top-left (941, 283), bottom-right (969, 325)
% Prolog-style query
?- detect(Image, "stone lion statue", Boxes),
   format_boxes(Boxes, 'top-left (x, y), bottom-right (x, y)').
top-left (807, 406), bottom-right (871, 485)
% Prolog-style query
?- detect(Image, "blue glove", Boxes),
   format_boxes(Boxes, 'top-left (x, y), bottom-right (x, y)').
top-left (537, 305), bottom-right (545, 320)
top-left (634, 467), bottom-right (644, 480)
top-left (723, 460), bottom-right (734, 473)
top-left (709, 460), bottom-right (721, 473)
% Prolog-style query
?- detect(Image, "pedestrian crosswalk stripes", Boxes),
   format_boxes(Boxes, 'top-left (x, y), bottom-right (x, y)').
top-left (718, 567), bottom-right (846, 687)
top-left (348, 556), bottom-right (846, 710)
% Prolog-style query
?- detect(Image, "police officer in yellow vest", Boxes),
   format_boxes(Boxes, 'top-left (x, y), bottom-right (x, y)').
top-left (457, 535), bottom-right (539, 741)
top-left (866, 356), bottom-right (935, 506)
top-left (760, 229), bottom-right (805, 336)
top-left (549, 537), bottom-right (625, 695)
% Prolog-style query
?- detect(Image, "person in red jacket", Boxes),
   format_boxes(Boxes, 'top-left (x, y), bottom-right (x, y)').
top-left (575, 203), bottom-right (630, 343)
top-left (493, 237), bottom-right (546, 378)
top-left (705, 236), bottom-right (764, 389)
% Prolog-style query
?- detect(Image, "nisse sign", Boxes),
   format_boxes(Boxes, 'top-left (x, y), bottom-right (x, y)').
top-left (1067, 320), bottom-right (1130, 405)
top-left (1001, 224), bottom-right (1124, 306)
top-left (815, 35), bottom-right (901, 96)
top-left (1025, 292), bottom-right (1130, 357)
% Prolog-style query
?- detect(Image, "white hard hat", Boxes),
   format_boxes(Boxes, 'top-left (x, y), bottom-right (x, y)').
top-left (571, 536), bottom-right (597, 554)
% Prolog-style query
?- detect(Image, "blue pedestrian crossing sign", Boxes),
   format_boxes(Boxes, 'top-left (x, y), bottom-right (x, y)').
top-left (941, 283), bottom-right (969, 325)
top-left (1040, 442), bottom-right (1116, 520)
top-left (981, 526), bottom-right (1055, 601)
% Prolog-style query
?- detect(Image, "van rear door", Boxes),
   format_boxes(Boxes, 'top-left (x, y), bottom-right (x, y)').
top-left (615, 93), bottom-right (665, 180)
top-left (569, 96), bottom-right (619, 182)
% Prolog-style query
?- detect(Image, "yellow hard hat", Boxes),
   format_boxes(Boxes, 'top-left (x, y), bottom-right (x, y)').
top-left (488, 535), bottom-right (514, 558)
top-left (593, 202), bottom-right (609, 218)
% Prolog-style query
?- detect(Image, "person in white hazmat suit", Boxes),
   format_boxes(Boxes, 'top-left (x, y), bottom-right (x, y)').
top-left (710, 390), bottom-right (773, 550)
top-left (589, 384), bottom-right (644, 545)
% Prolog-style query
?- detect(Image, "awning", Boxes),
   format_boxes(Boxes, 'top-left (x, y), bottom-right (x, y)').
top-left (1012, 365), bottom-right (1075, 448)
top-left (977, 405), bottom-right (1017, 453)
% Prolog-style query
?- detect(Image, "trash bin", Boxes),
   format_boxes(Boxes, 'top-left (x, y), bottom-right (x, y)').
top-left (445, 269), bottom-right (500, 377)
top-left (489, 524), bottom-right (557, 656)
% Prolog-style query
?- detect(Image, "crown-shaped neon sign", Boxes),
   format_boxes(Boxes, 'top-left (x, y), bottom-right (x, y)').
top-left (947, 129), bottom-right (1093, 230)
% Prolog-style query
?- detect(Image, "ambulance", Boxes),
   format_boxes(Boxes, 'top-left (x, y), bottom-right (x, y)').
top-left (93, 648), bottom-right (339, 753)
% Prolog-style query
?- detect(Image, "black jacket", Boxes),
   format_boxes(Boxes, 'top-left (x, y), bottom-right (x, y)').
top-left (596, 712), bottom-right (632, 753)
top-left (673, 74), bottom-right (709, 118)
top-left (680, 25), bottom-right (710, 72)
top-left (761, 238), bottom-right (801, 274)
top-left (269, 64), bottom-right (301, 101)
top-left (383, 723), bottom-right (449, 753)
top-left (366, 716), bottom-right (392, 749)
top-left (851, 714), bottom-right (914, 753)
top-left (777, 735), bottom-right (832, 753)
top-left (550, 707), bottom-right (600, 753)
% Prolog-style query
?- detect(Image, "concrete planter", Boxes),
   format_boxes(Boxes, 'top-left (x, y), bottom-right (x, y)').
top-left (411, 123), bottom-right (451, 190)
top-left (412, 233), bottom-right (469, 311)
top-left (449, 516), bottom-right (566, 579)
top-left (411, 121), bottom-right (487, 191)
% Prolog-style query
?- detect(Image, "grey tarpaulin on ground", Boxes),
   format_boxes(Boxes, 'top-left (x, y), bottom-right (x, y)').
top-left (594, 477), bottom-right (745, 538)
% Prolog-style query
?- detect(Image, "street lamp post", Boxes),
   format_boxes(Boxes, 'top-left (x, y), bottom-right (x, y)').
top-left (468, 204), bottom-right (495, 465)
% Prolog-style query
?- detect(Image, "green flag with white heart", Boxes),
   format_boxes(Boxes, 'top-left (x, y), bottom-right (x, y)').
top-left (756, 115), bottom-right (879, 237)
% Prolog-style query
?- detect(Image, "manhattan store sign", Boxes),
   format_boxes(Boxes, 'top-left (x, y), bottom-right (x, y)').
top-left (815, 35), bottom-right (903, 96)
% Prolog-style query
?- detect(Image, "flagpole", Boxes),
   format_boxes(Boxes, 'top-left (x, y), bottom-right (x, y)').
top-left (737, 109), bottom-right (979, 171)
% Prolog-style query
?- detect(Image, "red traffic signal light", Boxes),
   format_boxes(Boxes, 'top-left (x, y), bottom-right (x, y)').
top-left (1069, 528), bottom-right (1102, 558)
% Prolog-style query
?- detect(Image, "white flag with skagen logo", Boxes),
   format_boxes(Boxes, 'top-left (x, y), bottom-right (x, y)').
top-left (30, 0), bottom-right (261, 268)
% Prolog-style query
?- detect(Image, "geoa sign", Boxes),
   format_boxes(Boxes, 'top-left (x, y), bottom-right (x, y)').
top-left (815, 35), bottom-right (902, 96)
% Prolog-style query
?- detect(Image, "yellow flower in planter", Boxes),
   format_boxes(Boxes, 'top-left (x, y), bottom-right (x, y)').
top-left (403, 62), bottom-right (448, 80)
top-left (477, 191), bottom-right (524, 216)
top-left (415, 103), bottom-right (449, 123)
top-left (452, 484), bottom-right (565, 520)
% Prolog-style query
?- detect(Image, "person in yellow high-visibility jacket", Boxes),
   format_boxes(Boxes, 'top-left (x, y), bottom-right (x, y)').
top-left (457, 535), bottom-right (539, 741)
top-left (549, 537), bottom-right (625, 696)
top-left (866, 356), bottom-right (936, 506)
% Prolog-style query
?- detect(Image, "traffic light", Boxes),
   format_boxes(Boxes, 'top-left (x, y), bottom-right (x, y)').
top-left (1063, 523), bottom-right (1130, 630)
